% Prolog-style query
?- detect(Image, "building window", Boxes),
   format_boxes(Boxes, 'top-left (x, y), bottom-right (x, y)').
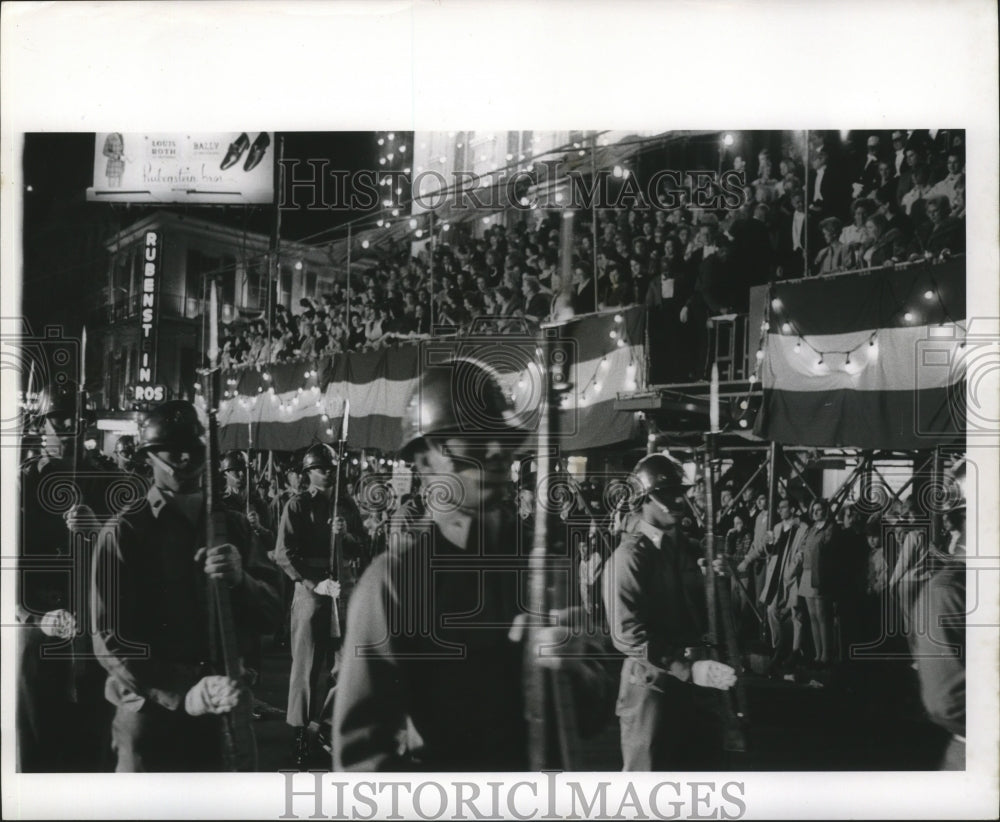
top-left (245, 257), bottom-right (266, 310)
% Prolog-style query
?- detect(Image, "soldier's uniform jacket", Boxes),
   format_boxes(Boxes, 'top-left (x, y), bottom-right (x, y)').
top-left (603, 518), bottom-right (708, 676)
top-left (333, 504), bottom-right (529, 772)
top-left (91, 484), bottom-right (281, 712)
top-left (221, 488), bottom-right (272, 531)
top-left (274, 487), bottom-right (366, 591)
top-left (17, 453), bottom-right (136, 627)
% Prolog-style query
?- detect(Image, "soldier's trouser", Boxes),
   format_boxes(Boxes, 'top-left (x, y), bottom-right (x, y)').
top-left (287, 582), bottom-right (339, 728)
top-left (17, 628), bottom-right (112, 772)
top-left (110, 704), bottom-right (224, 772)
top-left (617, 658), bottom-right (724, 771)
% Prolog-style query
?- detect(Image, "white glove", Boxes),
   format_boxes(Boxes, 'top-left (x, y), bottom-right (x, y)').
top-left (692, 659), bottom-right (737, 690)
top-left (314, 578), bottom-right (341, 598)
top-left (184, 675), bottom-right (242, 716)
top-left (40, 609), bottom-right (76, 638)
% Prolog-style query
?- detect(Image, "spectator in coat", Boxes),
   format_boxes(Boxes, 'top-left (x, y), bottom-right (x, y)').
top-left (914, 195), bottom-right (965, 260)
top-left (812, 217), bottom-right (851, 276)
top-left (797, 499), bottom-right (835, 667)
top-left (521, 276), bottom-right (551, 323)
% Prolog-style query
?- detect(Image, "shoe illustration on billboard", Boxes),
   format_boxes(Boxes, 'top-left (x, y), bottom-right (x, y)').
top-left (220, 132), bottom-right (250, 170)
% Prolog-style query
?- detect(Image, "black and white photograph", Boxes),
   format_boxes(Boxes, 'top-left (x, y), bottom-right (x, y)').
top-left (2, 2), bottom-right (997, 819)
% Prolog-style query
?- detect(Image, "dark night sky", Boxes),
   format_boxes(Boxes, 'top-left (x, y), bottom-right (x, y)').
top-left (22, 131), bottom-right (376, 243)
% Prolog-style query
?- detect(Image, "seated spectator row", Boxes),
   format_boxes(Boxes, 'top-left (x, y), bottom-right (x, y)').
top-left (222, 129), bottom-right (965, 372)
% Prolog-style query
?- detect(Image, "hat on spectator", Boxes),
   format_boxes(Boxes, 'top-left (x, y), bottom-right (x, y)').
top-left (866, 135), bottom-right (880, 148)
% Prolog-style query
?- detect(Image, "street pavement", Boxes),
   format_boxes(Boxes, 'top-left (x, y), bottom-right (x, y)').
top-left (250, 638), bottom-right (948, 773)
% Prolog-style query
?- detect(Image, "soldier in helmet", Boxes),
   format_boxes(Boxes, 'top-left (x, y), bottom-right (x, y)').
top-left (219, 450), bottom-right (272, 531)
top-left (333, 357), bottom-right (533, 771)
top-left (274, 443), bottom-right (365, 767)
top-left (90, 400), bottom-right (280, 771)
top-left (16, 383), bottom-right (112, 771)
top-left (602, 452), bottom-right (737, 770)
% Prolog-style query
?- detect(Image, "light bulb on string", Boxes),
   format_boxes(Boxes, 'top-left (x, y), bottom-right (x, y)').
top-left (924, 289), bottom-right (935, 301)
top-left (781, 323), bottom-right (792, 334)
top-left (794, 340), bottom-right (802, 354)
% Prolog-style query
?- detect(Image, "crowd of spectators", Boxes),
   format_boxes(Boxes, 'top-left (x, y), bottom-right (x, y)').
top-left (221, 129), bottom-right (966, 379)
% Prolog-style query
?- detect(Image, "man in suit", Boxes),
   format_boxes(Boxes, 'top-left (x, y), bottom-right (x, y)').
top-left (853, 135), bottom-right (885, 200)
top-left (808, 147), bottom-right (841, 221)
top-left (739, 497), bottom-right (808, 673)
top-left (777, 190), bottom-right (807, 278)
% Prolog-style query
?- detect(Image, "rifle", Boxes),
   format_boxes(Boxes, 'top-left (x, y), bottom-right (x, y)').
top-left (524, 326), bottom-right (580, 769)
top-left (203, 280), bottom-right (257, 771)
top-left (328, 400), bottom-right (350, 641)
top-left (702, 432), bottom-right (750, 754)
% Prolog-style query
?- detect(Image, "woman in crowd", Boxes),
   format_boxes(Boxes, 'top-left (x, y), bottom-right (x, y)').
top-left (798, 499), bottom-right (836, 667)
top-left (812, 217), bottom-right (850, 275)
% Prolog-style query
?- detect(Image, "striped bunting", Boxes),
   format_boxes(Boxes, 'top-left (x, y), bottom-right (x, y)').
top-left (217, 307), bottom-right (645, 453)
top-left (754, 256), bottom-right (966, 449)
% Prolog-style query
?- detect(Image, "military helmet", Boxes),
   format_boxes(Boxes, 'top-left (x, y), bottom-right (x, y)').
top-left (399, 357), bottom-right (525, 461)
top-left (302, 443), bottom-right (337, 472)
top-left (220, 450), bottom-right (247, 473)
top-left (633, 452), bottom-right (688, 513)
top-left (136, 400), bottom-right (205, 455)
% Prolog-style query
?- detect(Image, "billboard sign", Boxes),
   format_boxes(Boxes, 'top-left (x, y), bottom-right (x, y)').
top-left (87, 131), bottom-right (274, 204)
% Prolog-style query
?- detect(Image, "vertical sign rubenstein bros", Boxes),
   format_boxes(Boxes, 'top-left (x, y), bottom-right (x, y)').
top-left (132, 230), bottom-right (165, 403)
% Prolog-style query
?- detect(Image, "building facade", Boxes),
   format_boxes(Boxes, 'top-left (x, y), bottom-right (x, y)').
top-left (91, 210), bottom-right (341, 421)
